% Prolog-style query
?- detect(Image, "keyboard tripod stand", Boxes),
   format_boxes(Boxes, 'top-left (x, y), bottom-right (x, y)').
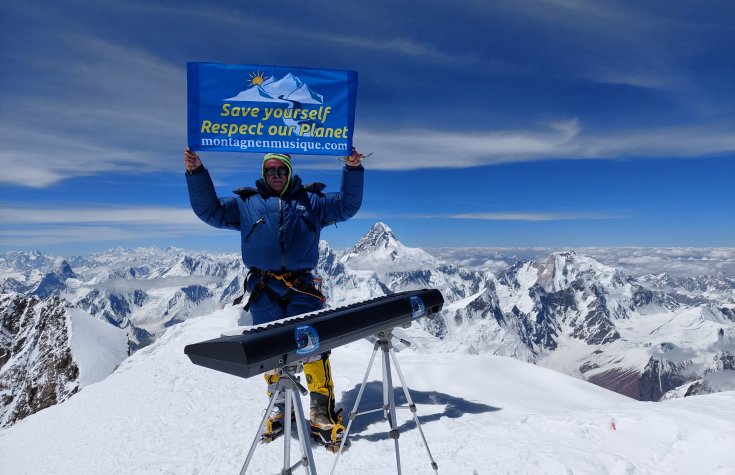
top-left (240, 363), bottom-right (316, 475)
top-left (330, 330), bottom-right (439, 475)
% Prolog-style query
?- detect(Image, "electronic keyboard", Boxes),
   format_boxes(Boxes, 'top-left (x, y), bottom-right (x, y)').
top-left (184, 288), bottom-right (444, 378)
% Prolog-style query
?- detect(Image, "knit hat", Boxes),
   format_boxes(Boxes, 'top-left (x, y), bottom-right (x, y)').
top-left (262, 152), bottom-right (292, 196)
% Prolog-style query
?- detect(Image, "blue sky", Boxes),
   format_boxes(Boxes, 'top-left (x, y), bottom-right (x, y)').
top-left (1, 0), bottom-right (733, 255)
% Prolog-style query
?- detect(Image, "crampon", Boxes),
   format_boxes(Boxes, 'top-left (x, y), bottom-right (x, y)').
top-left (260, 412), bottom-right (296, 444)
top-left (310, 422), bottom-right (348, 453)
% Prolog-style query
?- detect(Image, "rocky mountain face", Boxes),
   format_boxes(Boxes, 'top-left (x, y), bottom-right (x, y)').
top-left (494, 253), bottom-right (678, 352)
top-left (0, 248), bottom-right (240, 428)
top-left (0, 294), bottom-right (79, 428)
top-left (1, 223), bottom-right (734, 427)
top-left (451, 251), bottom-right (733, 401)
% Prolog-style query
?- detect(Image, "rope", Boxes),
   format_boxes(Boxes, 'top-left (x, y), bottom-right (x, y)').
top-left (265, 271), bottom-right (327, 303)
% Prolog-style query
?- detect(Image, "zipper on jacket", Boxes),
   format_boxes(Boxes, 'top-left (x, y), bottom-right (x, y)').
top-left (279, 199), bottom-right (286, 271)
top-left (244, 217), bottom-right (265, 244)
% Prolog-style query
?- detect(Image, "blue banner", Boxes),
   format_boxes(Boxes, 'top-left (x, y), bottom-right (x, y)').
top-left (187, 62), bottom-right (357, 155)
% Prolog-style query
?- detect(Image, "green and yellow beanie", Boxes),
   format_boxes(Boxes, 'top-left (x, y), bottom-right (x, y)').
top-left (262, 152), bottom-right (292, 195)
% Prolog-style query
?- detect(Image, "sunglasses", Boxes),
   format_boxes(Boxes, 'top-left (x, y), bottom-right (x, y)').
top-left (264, 167), bottom-right (289, 178)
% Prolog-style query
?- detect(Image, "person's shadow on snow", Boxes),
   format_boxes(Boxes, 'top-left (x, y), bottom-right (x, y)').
top-left (336, 381), bottom-right (500, 442)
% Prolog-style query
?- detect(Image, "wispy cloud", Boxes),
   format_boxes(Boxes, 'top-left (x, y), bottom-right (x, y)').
top-left (1, 34), bottom-right (183, 188)
top-left (0, 226), bottom-right (202, 246)
top-left (304, 32), bottom-right (470, 65)
top-left (6, 110), bottom-right (735, 186)
top-left (1, 205), bottom-right (615, 227)
top-left (345, 121), bottom-right (735, 171)
top-left (469, 0), bottom-right (711, 94)
top-left (569, 126), bottom-right (735, 159)
top-left (340, 119), bottom-right (581, 170)
top-left (141, 3), bottom-right (466, 65)
top-left (446, 212), bottom-right (620, 221)
top-left (0, 203), bottom-right (617, 250)
top-left (352, 211), bottom-right (621, 222)
top-left (2, 0), bottom-right (731, 189)
top-left (581, 68), bottom-right (676, 90)
top-left (0, 205), bottom-right (208, 247)
top-left (1, 206), bottom-right (197, 225)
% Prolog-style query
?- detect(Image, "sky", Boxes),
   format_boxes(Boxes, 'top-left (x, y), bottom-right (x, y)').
top-left (0, 0), bottom-right (733, 256)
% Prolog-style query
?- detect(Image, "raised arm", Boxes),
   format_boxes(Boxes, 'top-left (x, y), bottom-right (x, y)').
top-left (319, 148), bottom-right (365, 224)
top-left (184, 148), bottom-right (240, 231)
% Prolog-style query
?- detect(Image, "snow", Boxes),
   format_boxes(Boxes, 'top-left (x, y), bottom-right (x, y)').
top-left (539, 331), bottom-right (600, 378)
top-left (68, 308), bottom-right (128, 388)
top-left (1, 306), bottom-right (733, 474)
top-left (343, 244), bottom-right (438, 274)
top-left (443, 289), bottom-right (485, 313)
top-left (498, 262), bottom-right (538, 314)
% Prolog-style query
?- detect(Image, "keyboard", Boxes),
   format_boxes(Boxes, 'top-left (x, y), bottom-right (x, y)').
top-left (184, 288), bottom-right (444, 379)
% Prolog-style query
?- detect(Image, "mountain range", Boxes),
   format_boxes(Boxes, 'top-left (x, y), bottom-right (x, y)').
top-left (1, 222), bottom-right (733, 428)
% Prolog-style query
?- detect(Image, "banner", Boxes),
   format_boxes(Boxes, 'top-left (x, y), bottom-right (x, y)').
top-left (187, 62), bottom-right (357, 155)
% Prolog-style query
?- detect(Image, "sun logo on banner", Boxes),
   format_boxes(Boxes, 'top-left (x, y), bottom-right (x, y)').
top-left (248, 70), bottom-right (270, 86)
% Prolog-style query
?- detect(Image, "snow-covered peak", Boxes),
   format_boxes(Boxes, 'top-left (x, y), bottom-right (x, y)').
top-left (318, 239), bottom-right (332, 255)
top-left (317, 240), bottom-right (341, 275)
top-left (341, 223), bottom-right (438, 273)
top-left (52, 258), bottom-right (77, 280)
top-left (346, 222), bottom-right (398, 254)
top-left (500, 252), bottom-right (592, 291)
top-left (515, 251), bottom-right (629, 293)
top-left (0, 250), bottom-right (59, 272)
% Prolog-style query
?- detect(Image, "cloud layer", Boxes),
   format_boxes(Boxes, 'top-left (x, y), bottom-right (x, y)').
top-left (430, 246), bottom-right (735, 277)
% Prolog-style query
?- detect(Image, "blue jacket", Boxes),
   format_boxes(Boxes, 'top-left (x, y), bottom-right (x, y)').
top-left (186, 165), bottom-right (363, 272)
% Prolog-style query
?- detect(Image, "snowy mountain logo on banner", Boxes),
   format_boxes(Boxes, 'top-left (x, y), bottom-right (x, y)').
top-left (225, 71), bottom-right (324, 104)
top-left (187, 62), bottom-right (357, 155)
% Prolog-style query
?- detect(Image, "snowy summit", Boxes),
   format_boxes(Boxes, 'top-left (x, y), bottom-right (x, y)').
top-left (1, 305), bottom-right (733, 474)
top-left (341, 222), bottom-right (438, 273)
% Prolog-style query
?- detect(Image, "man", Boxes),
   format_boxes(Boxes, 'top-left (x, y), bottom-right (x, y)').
top-left (183, 146), bottom-right (365, 445)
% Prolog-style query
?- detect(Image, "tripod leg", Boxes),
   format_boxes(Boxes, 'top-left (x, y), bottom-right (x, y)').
top-left (291, 386), bottom-right (317, 475)
top-left (283, 387), bottom-right (292, 473)
top-left (389, 349), bottom-right (439, 473)
top-left (330, 343), bottom-right (380, 475)
top-left (240, 383), bottom-right (283, 475)
top-left (382, 348), bottom-right (402, 475)
top-left (381, 349), bottom-right (390, 419)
